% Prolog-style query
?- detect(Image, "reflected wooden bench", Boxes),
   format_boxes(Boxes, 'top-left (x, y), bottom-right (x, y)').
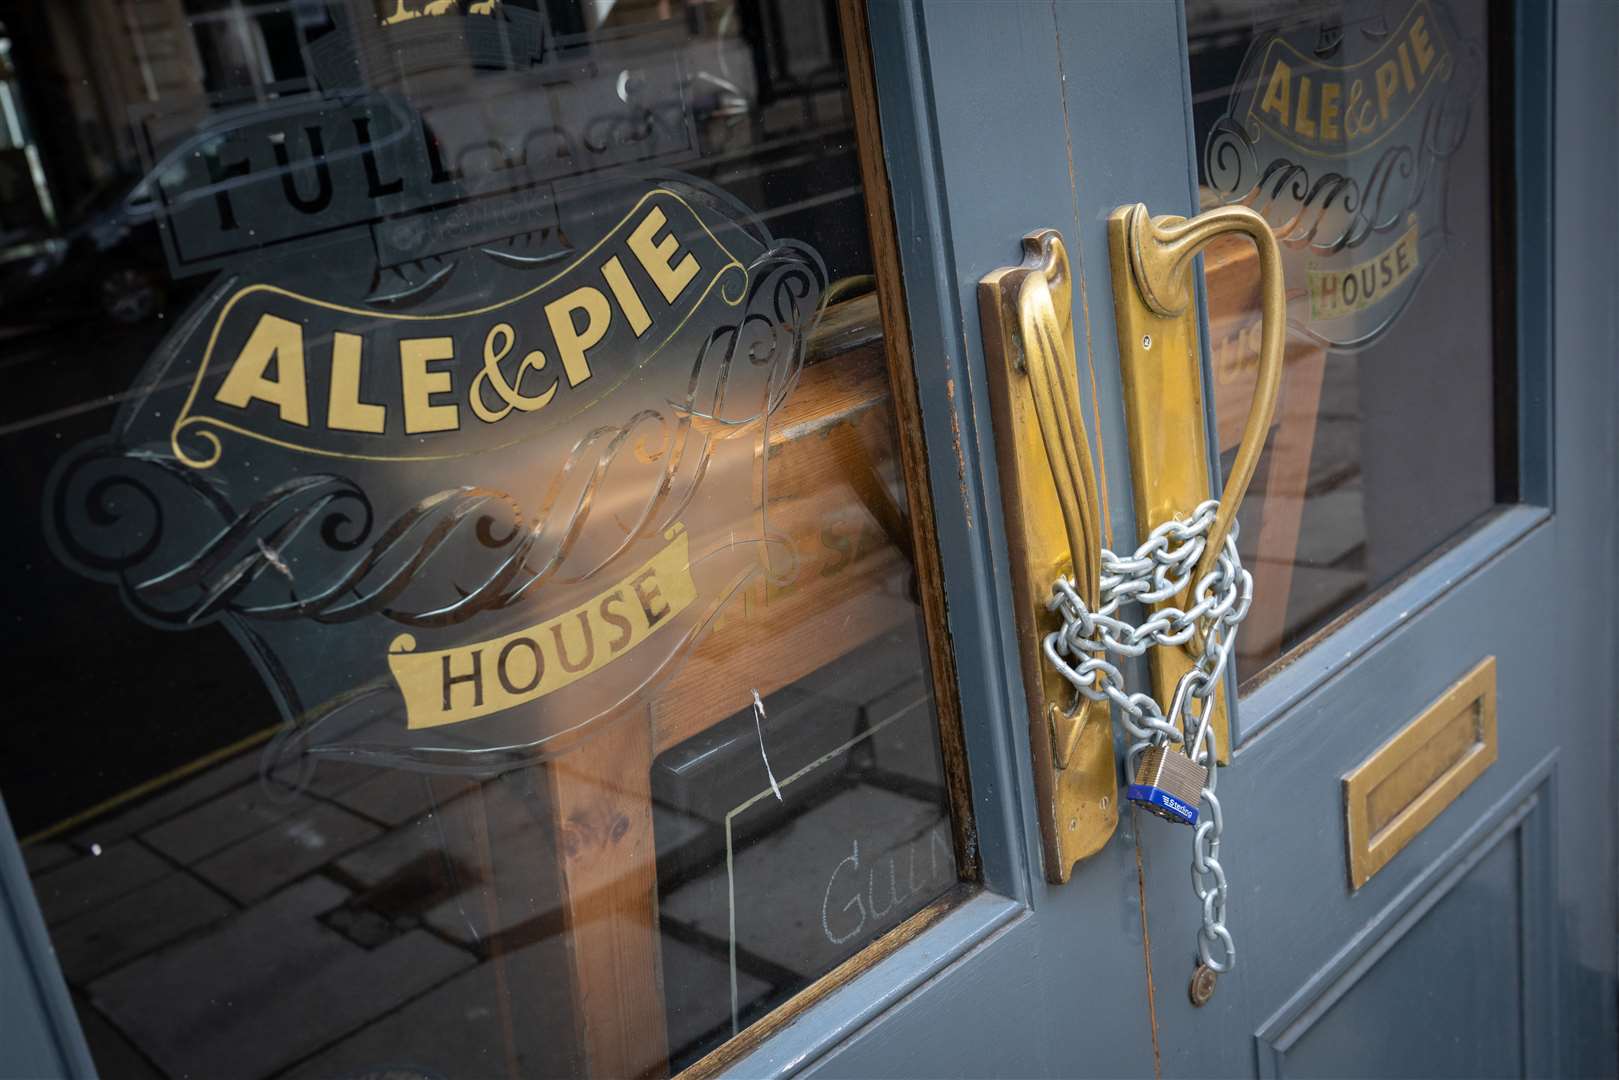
top-left (426, 303), bottom-right (915, 1077)
top-left (1204, 234), bottom-right (1331, 671)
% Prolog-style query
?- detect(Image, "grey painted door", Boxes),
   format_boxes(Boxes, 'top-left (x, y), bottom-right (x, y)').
top-left (1, 2), bottom-right (1614, 1078)
top-left (798, 1), bottom-right (1618, 1076)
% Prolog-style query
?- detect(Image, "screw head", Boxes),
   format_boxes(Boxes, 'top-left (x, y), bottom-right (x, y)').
top-left (1188, 963), bottom-right (1218, 1007)
top-left (1141, 334), bottom-right (1153, 350)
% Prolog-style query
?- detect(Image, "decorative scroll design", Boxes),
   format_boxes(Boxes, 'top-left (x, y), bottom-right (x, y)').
top-left (52, 241), bottom-right (825, 633)
top-left (1204, 91), bottom-right (1473, 258)
top-left (1201, 0), bottom-right (1484, 350)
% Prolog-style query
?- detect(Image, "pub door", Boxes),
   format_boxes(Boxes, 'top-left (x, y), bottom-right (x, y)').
top-left (799, 1), bottom-right (1618, 1076)
top-left (0, 0), bottom-right (1153, 1075)
top-left (1, 2), bottom-right (1616, 1079)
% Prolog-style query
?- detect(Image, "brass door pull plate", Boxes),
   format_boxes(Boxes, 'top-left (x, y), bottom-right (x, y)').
top-left (979, 208), bottom-right (1282, 883)
top-left (980, 231), bottom-right (1116, 883)
top-left (1107, 203), bottom-right (1285, 765)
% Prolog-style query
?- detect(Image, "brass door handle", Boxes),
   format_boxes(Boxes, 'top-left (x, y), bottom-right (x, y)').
top-left (1115, 204), bottom-right (1284, 587)
top-left (1109, 202), bottom-right (1286, 764)
top-left (981, 230), bottom-right (1114, 882)
top-left (1017, 233), bottom-right (1103, 634)
top-left (1004, 231), bottom-right (1104, 768)
top-left (978, 208), bottom-right (1282, 883)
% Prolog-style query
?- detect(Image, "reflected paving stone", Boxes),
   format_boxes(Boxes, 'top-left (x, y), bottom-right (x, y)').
top-left (334, 814), bottom-right (442, 891)
top-left (1307, 416), bottom-right (1363, 491)
top-left (72, 994), bottom-right (163, 1080)
top-left (653, 804), bottom-right (711, 862)
top-left (22, 841), bottom-right (77, 875)
top-left (792, 630), bottom-right (923, 710)
top-left (419, 879), bottom-right (563, 953)
top-left (300, 758), bottom-right (390, 799)
top-left (661, 783), bottom-right (953, 976)
top-left (661, 932), bottom-right (771, 1062)
top-left (1281, 563), bottom-right (1367, 629)
top-left (73, 749), bottom-right (262, 849)
top-left (282, 936), bottom-right (584, 1080)
top-left (863, 682), bottom-right (944, 789)
top-left (1263, 485), bottom-right (1367, 568)
top-left (415, 793), bottom-right (567, 950)
top-left (347, 778), bottom-right (564, 949)
top-left (89, 876), bottom-right (473, 1080)
top-left (420, 895), bottom-right (498, 950)
top-left (141, 781), bottom-right (306, 865)
top-left (339, 827), bottom-right (524, 952)
top-left (1304, 360), bottom-right (1362, 486)
top-left (32, 842), bottom-right (170, 927)
top-left (54, 870), bottom-right (234, 984)
top-left (139, 760), bottom-right (391, 869)
top-left (194, 802), bottom-right (382, 904)
top-left (330, 768), bottom-right (443, 828)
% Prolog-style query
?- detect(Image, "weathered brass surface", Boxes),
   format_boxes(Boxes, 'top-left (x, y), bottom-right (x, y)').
top-left (980, 230), bottom-right (1117, 882)
top-left (1107, 203), bottom-right (1285, 763)
top-left (1344, 657), bottom-right (1498, 889)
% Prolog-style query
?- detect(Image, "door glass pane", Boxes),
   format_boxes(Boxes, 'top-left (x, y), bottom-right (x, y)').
top-left (0, 2), bottom-right (969, 1075)
top-left (1185, 0), bottom-right (1513, 679)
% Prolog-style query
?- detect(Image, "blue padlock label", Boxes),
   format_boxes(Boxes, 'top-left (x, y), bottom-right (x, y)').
top-left (1126, 784), bottom-right (1199, 826)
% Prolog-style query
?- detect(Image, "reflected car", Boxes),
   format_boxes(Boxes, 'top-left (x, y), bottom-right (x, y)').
top-left (0, 175), bottom-right (179, 327)
top-left (0, 94), bottom-right (418, 329)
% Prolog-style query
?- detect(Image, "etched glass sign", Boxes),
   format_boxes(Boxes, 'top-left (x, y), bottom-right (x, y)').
top-left (1202, 0), bottom-right (1479, 348)
top-left (1187, 0), bottom-right (1510, 676)
top-left (52, 177), bottom-right (826, 769)
top-left (0, 2), bottom-right (965, 1075)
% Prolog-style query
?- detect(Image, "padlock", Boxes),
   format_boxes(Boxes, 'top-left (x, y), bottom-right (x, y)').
top-left (1126, 744), bottom-right (1206, 826)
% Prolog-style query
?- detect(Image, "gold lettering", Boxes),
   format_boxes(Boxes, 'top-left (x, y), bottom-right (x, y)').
top-left (1259, 58), bottom-right (1292, 128)
top-left (1320, 81), bottom-right (1342, 142)
top-left (601, 255), bottom-right (652, 337)
top-left (632, 566), bottom-right (671, 627)
top-left (326, 331), bottom-right (385, 433)
top-left (1307, 221), bottom-right (1420, 320)
top-left (469, 323), bottom-right (555, 424)
top-left (599, 589), bottom-right (634, 652)
top-left (1295, 76), bottom-right (1317, 138)
top-left (496, 636), bottom-right (544, 696)
top-left (544, 286), bottom-right (610, 388)
top-left (628, 206), bottom-right (700, 303)
top-left (441, 648), bottom-right (483, 712)
top-left (1411, 14), bottom-right (1436, 73)
top-left (399, 337), bottom-right (459, 434)
top-left (386, 528), bottom-right (699, 728)
top-left (216, 313), bottom-right (309, 426)
top-left (1375, 60), bottom-right (1400, 121)
top-left (549, 611), bottom-right (596, 674)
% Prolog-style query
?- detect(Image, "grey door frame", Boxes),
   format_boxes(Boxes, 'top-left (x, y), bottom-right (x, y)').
top-left (1, 797), bottom-right (95, 1076)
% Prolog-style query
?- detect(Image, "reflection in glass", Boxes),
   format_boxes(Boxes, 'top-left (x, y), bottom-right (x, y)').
top-left (1186, 0), bottom-right (1510, 678)
top-left (0, 1), bottom-right (964, 1076)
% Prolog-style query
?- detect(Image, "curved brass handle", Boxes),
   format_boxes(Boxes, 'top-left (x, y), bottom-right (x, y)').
top-left (1011, 232), bottom-right (1103, 766)
top-left (1117, 203), bottom-right (1284, 587)
top-left (1017, 232), bottom-right (1103, 630)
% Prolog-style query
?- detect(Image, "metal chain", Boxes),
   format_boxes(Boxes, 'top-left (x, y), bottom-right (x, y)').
top-left (1042, 499), bottom-right (1253, 974)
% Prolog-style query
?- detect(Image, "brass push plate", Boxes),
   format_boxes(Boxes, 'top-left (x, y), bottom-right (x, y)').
top-left (980, 231), bottom-right (1119, 883)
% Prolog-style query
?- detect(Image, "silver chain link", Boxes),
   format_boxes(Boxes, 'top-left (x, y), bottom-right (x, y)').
top-left (1042, 499), bottom-right (1253, 974)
